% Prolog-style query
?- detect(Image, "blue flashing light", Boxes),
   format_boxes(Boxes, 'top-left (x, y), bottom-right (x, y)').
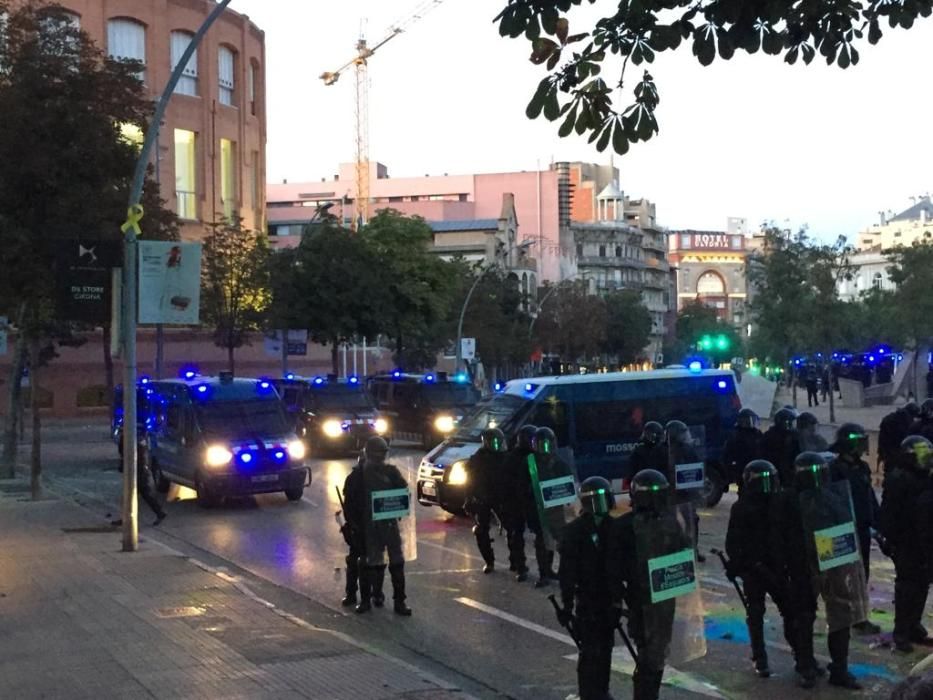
top-left (454, 373), bottom-right (469, 383)
top-left (833, 352), bottom-right (840, 359)
top-left (524, 383), bottom-right (537, 394)
top-left (868, 355), bottom-right (876, 363)
top-left (793, 358), bottom-right (802, 366)
top-left (688, 361), bottom-right (703, 373)
top-left (239, 452), bottom-right (253, 464)
top-left (196, 385), bottom-right (209, 395)
top-left (285, 372), bottom-right (295, 381)
top-left (392, 369), bottom-right (403, 379)
top-left (494, 382), bottom-right (504, 392)
top-left (180, 366), bottom-right (198, 380)
top-left (425, 374), bottom-right (436, 383)
top-left (139, 376), bottom-right (150, 385)
top-left (348, 376), bottom-right (359, 385)
top-left (898, 354), bottom-right (904, 361)
top-left (259, 380), bottom-right (271, 390)
top-left (816, 353), bottom-right (823, 358)
top-left (313, 376), bottom-right (325, 386)
top-left (717, 380), bottom-right (728, 389)
top-left (273, 450), bottom-right (286, 462)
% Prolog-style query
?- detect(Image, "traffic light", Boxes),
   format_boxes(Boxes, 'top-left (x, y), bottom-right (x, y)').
top-left (697, 334), bottom-right (729, 353)
top-left (715, 334), bottom-right (730, 351)
top-left (699, 335), bottom-right (713, 351)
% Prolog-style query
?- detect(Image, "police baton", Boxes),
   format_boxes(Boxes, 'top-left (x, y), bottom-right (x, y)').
top-left (710, 548), bottom-right (749, 612)
top-left (614, 608), bottom-right (639, 667)
top-left (547, 594), bottom-right (581, 650)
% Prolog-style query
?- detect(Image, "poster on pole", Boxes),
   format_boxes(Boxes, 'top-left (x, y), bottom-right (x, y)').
top-left (138, 242), bottom-right (201, 325)
top-left (263, 330), bottom-right (309, 357)
top-left (56, 240), bottom-right (121, 323)
top-left (461, 337), bottom-right (476, 361)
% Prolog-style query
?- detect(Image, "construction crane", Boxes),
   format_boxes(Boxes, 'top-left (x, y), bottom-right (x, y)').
top-left (320, 0), bottom-right (446, 229)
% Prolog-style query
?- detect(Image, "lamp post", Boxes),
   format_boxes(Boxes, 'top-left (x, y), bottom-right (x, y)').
top-left (455, 239), bottom-right (535, 374)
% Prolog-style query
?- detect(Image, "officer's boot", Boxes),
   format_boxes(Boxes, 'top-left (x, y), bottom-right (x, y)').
top-left (372, 565), bottom-right (386, 607)
top-left (473, 523), bottom-right (495, 573)
top-left (794, 623), bottom-right (818, 688)
top-left (632, 668), bottom-right (663, 700)
top-left (342, 554), bottom-right (358, 607)
top-left (827, 627), bottom-right (862, 690)
top-left (355, 564), bottom-right (372, 614)
top-left (508, 526), bottom-right (528, 581)
top-left (747, 615), bottom-right (770, 678)
top-left (894, 579), bottom-right (916, 652)
top-left (389, 562), bottom-right (412, 616)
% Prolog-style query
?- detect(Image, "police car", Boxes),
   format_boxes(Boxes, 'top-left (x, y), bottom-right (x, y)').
top-left (146, 372), bottom-right (309, 506)
top-left (368, 371), bottom-right (481, 450)
top-left (274, 374), bottom-right (388, 456)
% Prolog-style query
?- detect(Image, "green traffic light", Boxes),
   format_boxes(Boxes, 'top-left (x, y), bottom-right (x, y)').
top-left (699, 335), bottom-right (713, 351)
top-left (715, 335), bottom-right (730, 351)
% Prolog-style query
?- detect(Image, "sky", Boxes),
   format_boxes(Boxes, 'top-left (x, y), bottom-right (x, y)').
top-left (234, 0), bottom-right (933, 240)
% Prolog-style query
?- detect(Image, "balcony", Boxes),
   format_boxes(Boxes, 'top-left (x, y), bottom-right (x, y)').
top-left (577, 256), bottom-right (646, 269)
top-left (176, 190), bottom-right (198, 221)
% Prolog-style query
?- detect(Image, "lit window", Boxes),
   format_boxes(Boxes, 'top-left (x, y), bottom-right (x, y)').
top-left (107, 18), bottom-right (145, 81)
top-left (220, 139), bottom-right (238, 221)
top-left (219, 46), bottom-right (235, 106)
top-left (170, 31), bottom-right (197, 96)
top-left (174, 129), bottom-right (197, 220)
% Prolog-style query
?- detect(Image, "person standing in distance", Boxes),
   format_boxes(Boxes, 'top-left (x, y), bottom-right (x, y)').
top-left (501, 424), bottom-right (538, 582)
top-left (628, 421), bottom-right (666, 484)
top-left (761, 408), bottom-right (799, 487)
top-left (722, 409), bottom-right (764, 493)
top-left (464, 427), bottom-right (508, 573)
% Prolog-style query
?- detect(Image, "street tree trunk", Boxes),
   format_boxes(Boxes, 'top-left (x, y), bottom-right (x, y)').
top-left (827, 357), bottom-right (836, 424)
top-left (0, 334), bottom-right (25, 479)
top-left (29, 334), bottom-right (41, 501)
top-left (331, 341), bottom-right (339, 376)
top-left (227, 344), bottom-right (235, 375)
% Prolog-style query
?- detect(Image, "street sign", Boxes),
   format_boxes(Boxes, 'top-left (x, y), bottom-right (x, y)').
top-left (56, 240), bottom-right (121, 323)
top-left (264, 330), bottom-right (309, 357)
top-left (138, 242), bottom-right (202, 325)
top-left (461, 337), bottom-right (476, 361)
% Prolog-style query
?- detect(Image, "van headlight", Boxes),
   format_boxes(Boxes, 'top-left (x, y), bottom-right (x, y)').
top-left (434, 415), bottom-right (455, 433)
top-left (373, 418), bottom-right (389, 434)
top-left (287, 439), bottom-right (306, 461)
top-left (447, 460), bottom-right (468, 485)
top-left (205, 444), bottom-right (233, 468)
top-left (322, 419), bottom-right (343, 438)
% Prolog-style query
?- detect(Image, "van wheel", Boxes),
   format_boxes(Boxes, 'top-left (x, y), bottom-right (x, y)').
top-left (196, 476), bottom-right (221, 508)
top-left (285, 486), bottom-right (304, 502)
top-left (701, 469), bottom-right (726, 508)
top-left (151, 461), bottom-right (170, 494)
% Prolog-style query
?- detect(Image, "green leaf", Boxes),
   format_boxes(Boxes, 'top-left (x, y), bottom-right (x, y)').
top-left (524, 15), bottom-right (541, 41)
top-left (566, 33), bottom-right (588, 45)
top-left (525, 79), bottom-right (551, 119)
top-left (530, 38), bottom-right (560, 65)
top-left (555, 17), bottom-right (569, 44)
top-left (692, 25), bottom-right (716, 66)
top-left (543, 90), bottom-right (561, 121)
top-left (612, 120), bottom-right (630, 155)
top-left (762, 29), bottom-right (783, 55)
top-left (558, 104), bottom-right (577, 137)
top-left (868, 19), bottom-right (882, 44)
top-left (546, 48), bottom-right (562, 70)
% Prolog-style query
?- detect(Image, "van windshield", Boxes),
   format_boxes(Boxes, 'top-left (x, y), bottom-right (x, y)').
top-left (455, 395), bottom-right (527, 440)
top-left (423, 383), bottom-right (481, 408)
top-left (196, 399), bottom-right (290, 437)
top-left (307, 386), bottom-right (374, 413)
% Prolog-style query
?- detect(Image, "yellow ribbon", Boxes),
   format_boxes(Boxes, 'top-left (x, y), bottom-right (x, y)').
top-left (120, 204), bottom-right (145, 236)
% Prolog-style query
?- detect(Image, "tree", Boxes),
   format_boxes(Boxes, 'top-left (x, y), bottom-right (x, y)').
top-left (496, 1), bottom-right (930, 154)
top-left (886, 241), bottom-right (933, 397)
top-left (602, 289), bottom-right (652, 366)
top-left (0, 1), bottom-right (174, 490)
top-left (668, 300), bottom-right (740, 368)
top-left (532, 280), bottom-right (607, 365)
top-left (200, 220), bottom-right (271, 373)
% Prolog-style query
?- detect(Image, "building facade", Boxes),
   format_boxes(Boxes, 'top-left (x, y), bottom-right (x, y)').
top-left (57, 0), bottom-right (267, 238)
top-left (857, 197), bottom-right (933, 251)
top-left (668, 229), bottom-right (750, 331)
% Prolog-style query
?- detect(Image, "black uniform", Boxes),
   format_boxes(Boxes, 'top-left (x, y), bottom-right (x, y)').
top-left (465, 447), bottom-right (506, 567)
top-left (627, 440), bottom-right (667, 481)
top-left (722, 428), bottom-right (763, 488)
top-left (831, 454), bottom-right (879, 581)
top-left (761, 425), bottom-right (799, 487)
top-left (912, 417), bottom-right (933, 444)
top-left (116, 445), bottom-right (166, 525)
top-left (340, 460), bottom-right (366, 605)
top-left (879, 409), bottom-right (915, 473)
top-left (501, 445), bottom-right (533, 576)
top-left (558, 513), bottom-right (618, 700)
top-left (880, 456), bottom-right (931, 647)
top-left (726, 492), bottom-right (796, 668)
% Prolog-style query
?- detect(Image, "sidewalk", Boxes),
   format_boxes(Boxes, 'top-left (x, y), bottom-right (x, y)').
top-left (774, 386), bottom-right (904, 431)
top-left (0, 477), bottom-right (470, 700)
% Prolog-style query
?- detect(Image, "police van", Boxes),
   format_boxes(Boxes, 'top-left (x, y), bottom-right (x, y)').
top-left (368, 372), bottom-right (481, 449)
top-left (146, 373), bottom-right (310, 506)
top-left (274, 374), bottom-right (389, 456)
top-left (417, 368), bottom-right (740, 513)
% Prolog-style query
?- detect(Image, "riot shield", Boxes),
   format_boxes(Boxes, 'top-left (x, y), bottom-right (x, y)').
top-left (364, 463), bottom-right (417, 567)
top-left (527, 452), bottom-right (578, 549)
top-left (633, 507), bottom-right (707, 666)
top-left (799, 480), bottom-right (869, 632)
top-left (668, 425), bottom-right (707, 504)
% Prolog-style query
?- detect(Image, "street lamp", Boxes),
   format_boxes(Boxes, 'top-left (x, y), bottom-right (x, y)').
top-left (455, 239), bottom-right (535, 373)
top-left (527, 272), bottom-right (590, 337)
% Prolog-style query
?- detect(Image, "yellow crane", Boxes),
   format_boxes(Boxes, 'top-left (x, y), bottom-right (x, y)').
top-left (320, 0), bottom-right (446, 229)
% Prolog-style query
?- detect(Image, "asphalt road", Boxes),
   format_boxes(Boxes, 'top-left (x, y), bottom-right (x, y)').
top-left (33, 420), bottom-right (922, 699)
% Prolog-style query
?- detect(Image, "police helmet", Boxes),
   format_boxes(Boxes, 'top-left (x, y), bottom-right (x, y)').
top-left (743, 460), bottom-right (779, 495)
top-left (736, 409), bottom-right (760, 430)
top-left (641, 421), bottom-right (664, 445)
top-left (901, 435), bottom-right (933, 471)
top-left (797, 412), bottom-right (818, 430)
top-left (480, 427), bottom-right (507, 453)
top-left (905, 402), bottom-right (921, 420)
top-left (515, 424), bottom-right (537, 451)
top-left (631, 469), bottom-right (670, 514)
top-left (773, 407), bottom-right (797, 431)
top-left (794, 451), bottom-right (831, 490)
top-left (533, 427), bottom-right (558, 456)
top-left (834, 422), bottom-right (869, 455)
top-left (922, 399), bottom-right (933, 420)
top-left (364, 436), bottom-right (389, 462)
top-left (579, 476), bottom-right (614, 516)
top-left (664, 420), bottom-right (690, 445)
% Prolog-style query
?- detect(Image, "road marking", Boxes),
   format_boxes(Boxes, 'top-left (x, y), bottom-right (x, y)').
top-left (418, 538), bottom-right (486, 562)
top-left (454, 597), bottom-right (726, 699)
top-left (408, 568), bottom-right (477, 576)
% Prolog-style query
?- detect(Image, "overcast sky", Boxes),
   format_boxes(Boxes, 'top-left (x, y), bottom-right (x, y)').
top-left (234, 0), bottom-right (933, 239)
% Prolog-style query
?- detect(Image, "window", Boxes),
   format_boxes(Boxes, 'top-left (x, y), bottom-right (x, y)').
top-left (576, 243), bottom-right (583, 257)
top-left (696, 271), bottom-right (726, 295)
top-left (250, 150), bottom-right (260, 209)
top-left (459, 194), bottom-right (468, 202)
top-left (170, 31), bottom-right (197, 96)
top-left (218, 46), bottom-right (235, 106)
top-left (528, 396), bottom-right (570, 445)
top-left (220, 138), bottom-right (238, 221)
top-left (872, 272), bottom-right (883, 290)
top-left (615, 246), bottom-right (622, 257)
top-left (680, 233), bottom-right (692, 248)
top-left (174, 129), bottom-right (197, 220)
top-left (107, 19), bottom-right (145, 80)
top-left (388, 196), bottom-right (403, 203)
top-left (248, 60), bottom-right (259, 115)
top-left (598, 245), bottom-right (606, 258)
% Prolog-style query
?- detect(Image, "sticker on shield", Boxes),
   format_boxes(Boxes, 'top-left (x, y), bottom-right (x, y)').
top-left (539, 475), bottom-right (577, 508)
top-left (372, 488), bottom-right (411, 521)
top-left (674, 462), bottom-right (705, 491)
top-left (648, 548), bottom-right (698, 603)
top-left (813, 520), bottom-right (860, 572)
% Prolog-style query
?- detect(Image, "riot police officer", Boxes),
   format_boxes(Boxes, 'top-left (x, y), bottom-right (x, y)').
top-left (797, 412), bottom-right (829, 452)
top-left (347, 437), bottom-right (412, 616)
top-left (881, 435), bottom-right (933, 652)
top-left (339, 453), bottom-right (365, 607)
top-left (528, 426), bottom-right (569, 588)
top-left (502, 424), bottom-right (538, 582)
top-left (628, 421), bottom-right (666, 482)
top-left (665, 420), bottom-right (704, 562)
top-left (911, 399), bottom-right (933, 442)
top-left (879, 403), bottom-right (920, 475)
top-left (557, 476), bottom-right (620, 700)
top-left (722, 409), bottom-right (763, 490)
top-left (725, 460), bottom-right (796, 677)
top-left (761, 407), bottom-right (799, 486)
top-left (465, 427), bottom-right (508, 573)
top-left (771, 452), bottom-right (866, 690)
